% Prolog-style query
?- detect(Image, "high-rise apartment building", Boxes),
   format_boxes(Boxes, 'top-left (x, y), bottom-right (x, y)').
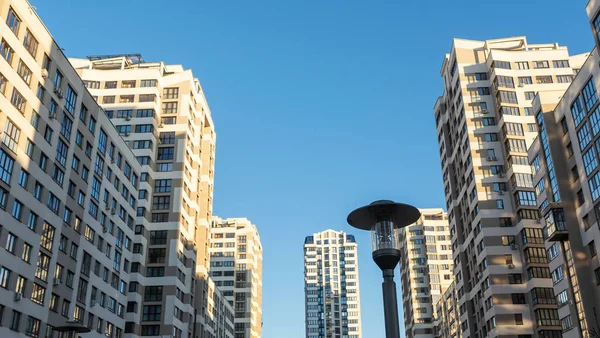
top-left (0, 0), bottom-right (143, 336)
top-left (209, 217), bottom-right (263, 338)
top-left (399, 208), bottom-right (453, 338)
top-left (70, 51), bottom-right (222, 337)
top-left (0, 0), bottom-right (234, 337)
top-left (434, 37), bottom-right (588, 337)
top-left (303, 229), bottom-right (361, 338)
top-left (521, 1), bottom-right (600, 336)
top-left (433, 282), bottom-right (460, 338)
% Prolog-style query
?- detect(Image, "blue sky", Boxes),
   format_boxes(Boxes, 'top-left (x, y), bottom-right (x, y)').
top-left (35, 0), bottom-right (593, 337)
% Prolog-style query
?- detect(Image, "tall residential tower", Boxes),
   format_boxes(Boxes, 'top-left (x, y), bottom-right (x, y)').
top-left (209, 217), bottom-right (263, 338)
top-left (434, 37), bottom-right (586, 337)
top-left (303, 229), bottom-right (362, 338)
top-left (399, 208), bottom-right (453, 338)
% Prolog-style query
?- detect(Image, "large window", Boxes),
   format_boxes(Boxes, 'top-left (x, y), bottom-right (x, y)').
top-left (571, 95), bottom-right (585, 126)
top-left (578, 123), bottom-right (592, 150)
top-left (16, 60), bottom-right (31, 85)
top-left (64, 85), bottom-right (77, 114)
top-left (535, 308), bottom-right (559, 326)
top-left (157, 147), bottom-right (174, 160)
top-left (0, 39), bottom-right (14, 65)
top-left (154, 179), bottom-right (171, 193)
top-left (0, 149), bottom-right (15, 184)
top-left (6, 8), bottom-right (21, 35)
top-left (498, 91), bottom-right (518, 104)
top-left (583, 77), bottom-right (599, 111)
top-left (584, 147), bottom-right (599, 176)
top-left (524, 247), bottom-right (547, 264)
top-left (3, 119), bottom-right (20, 153)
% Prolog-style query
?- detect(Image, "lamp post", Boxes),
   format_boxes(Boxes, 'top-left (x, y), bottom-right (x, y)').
top-left (54, 320), bottom-right (91, 338)
top-left (347, 200), bottom-right (421, 338)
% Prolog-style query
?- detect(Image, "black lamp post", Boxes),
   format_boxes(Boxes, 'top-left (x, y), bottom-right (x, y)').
top-left (54, 320), bottom-right (91, 338)
top-left (347, 200), bottom-right (421, 338)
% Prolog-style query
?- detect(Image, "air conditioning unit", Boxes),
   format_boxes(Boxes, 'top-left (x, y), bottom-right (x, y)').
top-left (498, 173), bottom-right (505, 178)
top-left (111, 158), bottom-right (115, 164)
top-left (41, 69), bottom-right (49, 78)
top-left (90, 300), bottom-right (96, 307)
top-left (53, 87), bottom-right (64, 99)
top-left (481, 109), bottom-right (488, 114)
top-left (111, 208), bottom-right (116, 215)
top-left (508, 264), bottom-right (515, 269)
top-left (511, 244), bottom-right (518, 250)
top-left (487, 157), bottom-right (497, 161)
top-left (518, 83), bottom-right (525, 87)
top-left (158, 124), bottom-right (164, 128)
top-left (102, 226), bottom-right (108, 233)
top-left (53, 278), bottom-right (60, 285)
top-left (14, 293), bottom-right (22, 301)
top-left (48, 112), bottom-right (56, 120)
top-left (124, 132), bottom-right (130, 137)
top-left (498, 190), bottom-right (505, 195)
top-left (125, 116), bottom-right (132, 121)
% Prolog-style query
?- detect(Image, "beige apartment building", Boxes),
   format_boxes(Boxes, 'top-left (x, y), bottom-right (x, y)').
top-left (434, 36), bottom-right (588, 338)
top-left (69, 52), bottom-right (228, 337)
top-left (0, 0), bottom-right (144, 337)
top-left (303, 229), bottom-right (362, 338)
top-left (0, 0), bottom-right (235, 337)
top-left (433, 282), bottom-right (460, 338)
top-left (399, 208), bottom-right (453, 338)
top-left (209, 217), bottom-right (263, 338)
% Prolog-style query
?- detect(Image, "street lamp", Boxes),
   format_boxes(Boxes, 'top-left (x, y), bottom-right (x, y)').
top-left (54, 320), bottom-right (91, 338)
top-left (347, 200), bottom-right (421, 338)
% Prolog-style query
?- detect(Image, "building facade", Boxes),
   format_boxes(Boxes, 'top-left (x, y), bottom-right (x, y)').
top-left (434, 36), bottom-right (588, 338)
top-left (521, 1), bottom-right (600, 336)
top-left (209, 217), bottom-right (263, 338)
top-left (433, 282), bottom-right (460, 338)
top-left (0, 0), bottom-right (234, 337)
top-left (399, 208), bottom-right (453, 338)
top-left (70, 52), bottom-right (221, 337)
top-left (303, 229), bottom-right (361, 338)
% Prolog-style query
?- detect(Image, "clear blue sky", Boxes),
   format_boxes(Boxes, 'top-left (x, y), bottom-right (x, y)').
top-left (35, 0), bottom-right (592, 337)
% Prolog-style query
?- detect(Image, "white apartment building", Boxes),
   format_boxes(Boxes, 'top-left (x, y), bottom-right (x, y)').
top-left (434, 36), bottom-right (587, 338)
top-left (399, 208), bottom-right (453, 338)
top-left (209, 217), bottom-right (263, 338)
top-left (0, 0), bottom-right (234, 337)
top-left (69, 52), bottom-right (226, 337)
top-left (303, 230), bottom-right (361, 338)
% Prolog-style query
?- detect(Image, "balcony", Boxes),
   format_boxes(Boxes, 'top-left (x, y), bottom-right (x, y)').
top-left (543, 208), bottom-right (568, 242)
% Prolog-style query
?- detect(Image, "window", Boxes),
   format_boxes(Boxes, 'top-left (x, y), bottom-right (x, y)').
top-left (578, 123), bottom-right (592, 150)
top-left (0, 72), bottom-right (7, 95)
top-left (536, 75), bottom-right (553, 84)
top-left (496, 75), bottom-right (514, 88)
top-left (11, 200), bottom-right (22, 220)
top-left (40, 222), bottom-right (55, 251)
top-left (157, 147), bottom-right (174, 160)
top-left (0, 267), bottom-right (11, 288)
top-left (64, 85), bottom-right (77, 114)
top-left (10, 310), bottom-right (21, 331)
top-left (533, 60), bottom-right (550, 69)
top-left (105, 81), bottom-right (117, 89)
top-left (583, 78), bottom-right (599, 111)
top-left (0, 149), bottom-right (15, 184)
top-left (155, 179), bottom-right (172, 192)
top-left (25, 139), bottom-right (35, 159)
top-left (47, 192), bottom-right (60, 214)
top-left (103, 96), bottom-right (115, 104)
top-left (22, 243), bottom-right (31, 262)
top-left (137, 109), bottom-right (154, 118)
top-left (0, 39), bottom-right (14, 65)
top-left (152, 196), bottom-right (170, 210)
top-left (584, 148), bottom-right (599, 175)
top-left (163, 87), bottom-right (179, 99)
top-left (557, 75), bottom-right (574, 83)
top-left (31, 284), bottom-right (45, 306)
top-left (3, 119), bottom-right (20, 152)
top-left (499, 91), bottom-right (518, 104)
top-left (525, 91), bottom-right (536, 100)
top-left (518, 76), bottom-right (532, 85)
top-left (162, 102), bottom-right (178, 114)
top-left (6, 8), bottom-right (21, 35)
top-left (17, 60), bottom-right (32, 85)
top-left (44, 126), bottom-right (53, 144)
top-left (143, 305), bottom-right (162, 321)
top-left (496, 199), bottom-right (504, 209)
top-left (139, 94), bottom-right (155, 102)
top-left (494, 61), bottom-right (511, 69)
top-left (516, 61), bottom-right (529, 70)
top-left (5, 233), bottom-right (16, 253)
